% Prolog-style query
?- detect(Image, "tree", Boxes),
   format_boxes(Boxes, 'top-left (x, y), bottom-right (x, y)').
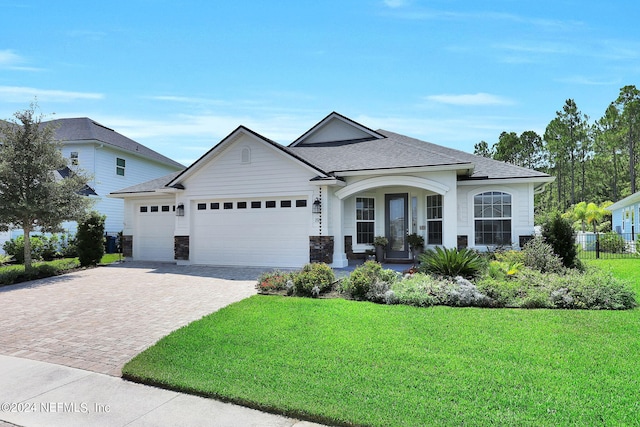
top-left (584, 201), bottom-right (612, 234)
top-left (0, 105), bottom-right (92, 270)
top-left (614, 85), bottom-right (640, 194)
top-left (594, 104), bottom-right (623, 201)
top-left (473, 140), bottom-right (493, 158)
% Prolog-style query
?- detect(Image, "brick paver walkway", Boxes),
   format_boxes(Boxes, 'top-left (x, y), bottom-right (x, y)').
top-left (0, 262), bottom-right (262, 376)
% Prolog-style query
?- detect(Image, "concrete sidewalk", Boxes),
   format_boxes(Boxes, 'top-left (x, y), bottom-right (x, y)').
top-left (0, 355), bottom-right (326, 427)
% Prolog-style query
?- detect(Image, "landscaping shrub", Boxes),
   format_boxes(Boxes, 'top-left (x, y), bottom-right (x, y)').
top-left (418, 246), bottom-right (484, 279)
top-left (494, 249), bottom-right (525, 265)
top-left (256, 270), bottom-right (294, 293)
top-left (390, 274), bottom-right (442, 307)
top-left (549, 268), bottom-right (636, 310)
top-left (0, 254), bottom-right (13, 265)
top-left (293, 262), bottom-right (336, 297)
top-left (477, 265), bottom-right (637, 309)
top-left (522, 236), bottom-right (565, 274)
top-left (59, 233), bottom-right (77, 258)
top-left (598, 232), bottom-right (626, 254)
top-left (541, 213), bottom-right (578, 268)
top-left (41, 234), bottom-right (60, 261)
top-left (340, 261), bottom-right (398, 300)
top-left (446, 277), bottom-right (495, 307)
top-left (390, 274), bottom-right (494, 307)
top-left (0, 259), bottom-right (81, 286)
top-left (3, 235), bottom-right (46, 264)
top-left (76, 211), bottom-right (106, 267)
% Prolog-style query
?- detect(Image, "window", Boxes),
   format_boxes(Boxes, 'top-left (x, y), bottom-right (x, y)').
top-left (197, 203), bottom-right (206, 210)
top-left (296, 199), bottom-right (307, 207)
top-left (161, 205), bottom-right (170, 212)
top-left (116, 158), bottom-right (126, 176)
top-left (474, 192), bottom-right (512, 246)
top-left (266, 201), bottom-right (276, 208)
top-left (356, 197), bottom-right (375, 245)
top-left (281, 200), bottom-right (292, 208)
top-left (237, 202), bottom-right (247, 209)
top-left (150, 206), bottom-right (159, 212)
top-left (70, 152), bottom-right (79, 166)
top-left (251, 201), bottom-right (261, 209)
top-left (140, 206), bottom-right (148, 213)
top-left (224, 202), bottom-right (233, 209)
top-left (211, 202), bottom-right (220, 210)
top-left (426, 195), bottom-right (443, 245)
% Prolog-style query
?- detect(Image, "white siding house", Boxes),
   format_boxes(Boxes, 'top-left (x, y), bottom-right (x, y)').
top-left (111, 112), bottom-right (554, 268)
top-left (0, 118), bottom-right (183, 253)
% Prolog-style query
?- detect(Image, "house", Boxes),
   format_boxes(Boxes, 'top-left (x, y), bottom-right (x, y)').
top-left (109, 112), bottom-right (554, 268)
top-left (609, 191), bottom-right (640, 240)
top-left (0, 118), bottom-right (184, 252)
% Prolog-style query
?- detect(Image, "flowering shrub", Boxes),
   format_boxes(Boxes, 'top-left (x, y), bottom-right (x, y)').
top-left (256, 270), bottom-right (294, 293)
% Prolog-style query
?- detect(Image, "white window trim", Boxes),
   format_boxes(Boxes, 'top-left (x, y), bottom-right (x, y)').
top-left (354, 195), bottom-right (376, 250)
top-left (473, 190), bottom-right (514, 247)
top-left (425, 194), bottom-right (443, 246)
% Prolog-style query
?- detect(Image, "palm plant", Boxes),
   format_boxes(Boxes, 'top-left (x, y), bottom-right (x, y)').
top-left (418, 247), bottom-right (484, 279)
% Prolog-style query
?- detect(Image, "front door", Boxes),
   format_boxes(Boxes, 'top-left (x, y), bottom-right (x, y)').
top-left (385, 193), bottom-right (409, 259)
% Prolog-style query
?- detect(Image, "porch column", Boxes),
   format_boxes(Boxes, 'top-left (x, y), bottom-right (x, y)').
top-left (443, 187), bottom-right (458, 248)
top-left (330, 193), bottom-right (348, 268)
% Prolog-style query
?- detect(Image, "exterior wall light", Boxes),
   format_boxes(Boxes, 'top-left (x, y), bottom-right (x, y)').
top-left (312, 198), bottom-right (322, 214)
top-left (176, 203), bottom-right (185, 217)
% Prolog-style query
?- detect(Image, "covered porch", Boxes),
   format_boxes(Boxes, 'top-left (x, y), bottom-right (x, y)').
top-left (324, 174), bottom-right (458, 268)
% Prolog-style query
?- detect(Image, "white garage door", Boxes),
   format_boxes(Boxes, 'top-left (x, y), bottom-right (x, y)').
top-left (135, 203), bottom-right (175, 262)
top-left (191, 198), bottom-right (311, 267)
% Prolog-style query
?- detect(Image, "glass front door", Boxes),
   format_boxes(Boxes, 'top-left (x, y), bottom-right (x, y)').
top-left (385, 193), bottom-right (409, 259)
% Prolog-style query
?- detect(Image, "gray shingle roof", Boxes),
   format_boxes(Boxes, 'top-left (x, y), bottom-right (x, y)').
top-left (110, 170), bottom-right (183, 195)
top-left (289, 129), bottom-right (551, 180)
top-left (46, 118), bottom-right (184, 169)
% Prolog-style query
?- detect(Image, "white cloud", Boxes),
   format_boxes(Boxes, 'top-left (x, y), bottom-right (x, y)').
top-left (0, 49), bottom-right (22, 66)
top-left (383, 0), bottom-right (409, 8)
top-left (0, 86), bottom-right (104, 102)
top-left (425, 93), bottom-right (513, 106)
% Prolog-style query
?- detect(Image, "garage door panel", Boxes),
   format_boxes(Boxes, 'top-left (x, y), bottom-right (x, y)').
top-left (191, 199), bottom-right (310, 267)
top-left (135, 209), bottom-right (175, 262)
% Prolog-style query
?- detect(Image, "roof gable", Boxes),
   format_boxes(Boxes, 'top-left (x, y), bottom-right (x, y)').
top-left (167, 126), bottom-right (329, 188)
top-left (289, 111), bottom-right (385, 147)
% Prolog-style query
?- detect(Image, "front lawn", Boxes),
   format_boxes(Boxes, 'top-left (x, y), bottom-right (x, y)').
top-left (123, 260), bottom-right (640, 426)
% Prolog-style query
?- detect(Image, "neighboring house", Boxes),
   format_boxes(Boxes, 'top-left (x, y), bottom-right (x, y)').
top-left (110, 112), bottom-right (554, 268)
top-left (0, 118), bottom-right (184, 252)
top-left (609, 191), bottom-right (640, 240)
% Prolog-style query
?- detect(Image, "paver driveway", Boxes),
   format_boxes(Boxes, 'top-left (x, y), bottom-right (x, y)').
top-left (0, 262), bottom-right (261, 376)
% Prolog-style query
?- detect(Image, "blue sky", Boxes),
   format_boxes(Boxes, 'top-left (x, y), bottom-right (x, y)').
top-left (1, 1), bottom-right (639, 166)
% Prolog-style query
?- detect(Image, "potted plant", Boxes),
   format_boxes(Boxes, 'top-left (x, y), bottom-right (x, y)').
top-left (365, 249), bottom-right (376, 261)
top-left (407, 233), bottom-right (425, 261)
top-left (373, 236), bottom-right (388, 262)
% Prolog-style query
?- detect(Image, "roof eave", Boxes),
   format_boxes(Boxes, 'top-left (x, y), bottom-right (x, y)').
top-left (334, 163), bottom-right (474, 177)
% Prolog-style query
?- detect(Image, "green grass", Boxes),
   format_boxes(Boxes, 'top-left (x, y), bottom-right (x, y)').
top-left (0, 253), bottom-right (121, 286)
top-left (99, 253), bottom-right (122, 265)
top-left (124, 259), bottom-right (640, 426)
top-left (584, 258), bottom-right (640, 293)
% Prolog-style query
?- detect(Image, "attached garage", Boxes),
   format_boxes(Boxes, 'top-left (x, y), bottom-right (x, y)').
top-left (190, 197), bottom-right (311, 267)
top-left (134, 202), bottom-right (175, 262)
